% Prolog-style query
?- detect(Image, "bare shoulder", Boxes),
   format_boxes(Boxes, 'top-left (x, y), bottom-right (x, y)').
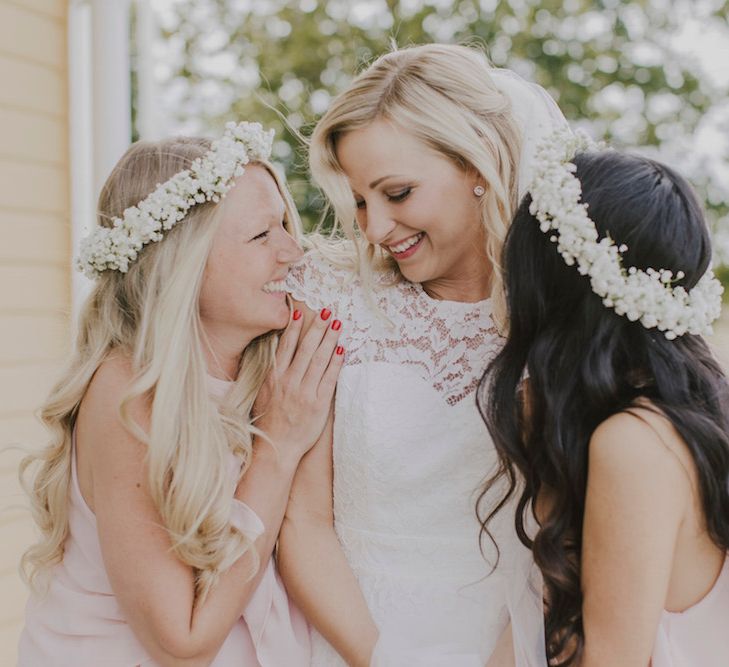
top-left (74, 355), bottom-right (153, 511)
top-left (589, 406), bottom-right (693, 496)
top-left (77, 353), bottom-right (151, 454)
top-left (84, 354), bottom-right (133, 405)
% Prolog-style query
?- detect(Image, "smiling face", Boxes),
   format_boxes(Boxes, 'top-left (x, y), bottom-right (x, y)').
top-left (336, 119), bottom-right (491, 302)
top-left (199, 165), bottom-right (302, 359)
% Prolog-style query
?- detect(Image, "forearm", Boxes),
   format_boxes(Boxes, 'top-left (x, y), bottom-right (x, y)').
top-left (279, 515), bottom-right (378, 667)
top-left (141, 441), bottom-right (300, 665)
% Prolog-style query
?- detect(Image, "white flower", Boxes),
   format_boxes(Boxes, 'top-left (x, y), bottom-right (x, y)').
top-left (76, 122), bottom-right (275, 279)
top-left (528, 128), bottom-right (724, 339)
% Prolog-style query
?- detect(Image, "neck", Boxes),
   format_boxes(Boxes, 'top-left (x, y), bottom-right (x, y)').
top-left (201, 323), bottom-right (252, 381)
top-left (422, 266), bottom-right (492, 303)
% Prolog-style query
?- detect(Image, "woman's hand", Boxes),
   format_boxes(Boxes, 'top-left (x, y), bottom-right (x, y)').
top-left (253, 306), bottom-right (344, 459)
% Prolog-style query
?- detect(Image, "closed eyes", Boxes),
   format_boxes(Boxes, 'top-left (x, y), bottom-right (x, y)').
top-left (250, 230), bottom-right (269, 241)
top-left (250, 218), bottom-right (287, 242)
top-left (387, 187), bottom-right (412, 202)
top-left (354, 187), bottom-right (413, 209)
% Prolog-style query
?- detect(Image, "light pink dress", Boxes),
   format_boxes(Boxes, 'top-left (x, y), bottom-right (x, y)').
top-left (651, 555), bottom-right (729, 667)
top-left (18, 377), bottom-right (310, 667)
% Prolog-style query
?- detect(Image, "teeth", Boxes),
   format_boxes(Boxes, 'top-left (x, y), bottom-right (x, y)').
top-left (262, 280), bottom-right (287, 294)
top-left (388, 233), bottom-right (423, 254)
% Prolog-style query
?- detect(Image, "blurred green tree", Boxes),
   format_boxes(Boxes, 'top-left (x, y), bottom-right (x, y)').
top-left (153, 0), bottom-right (729, 257)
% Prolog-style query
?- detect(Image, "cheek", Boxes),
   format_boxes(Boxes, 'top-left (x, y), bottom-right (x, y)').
top-left (439, 193), bottom-right (482, 239)
top-left (200, 252), bottom-right (247, 312)
top-left (214, 246), bottom-right (259, 287)
top-left (199, 269), bottom-right (232, 319)
top-left (410, 193), bottom-right (447, 232)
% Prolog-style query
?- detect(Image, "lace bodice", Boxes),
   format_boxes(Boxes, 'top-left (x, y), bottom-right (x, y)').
top-left (286, 249), bottom-right (501, 406)
top-left (286, 249), bottom-right (515, 665)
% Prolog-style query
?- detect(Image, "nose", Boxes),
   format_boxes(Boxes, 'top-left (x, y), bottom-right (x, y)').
top-left (277, 228), bottom-right (304, 264)
top-left (360, 202), bottom-right (396, 246)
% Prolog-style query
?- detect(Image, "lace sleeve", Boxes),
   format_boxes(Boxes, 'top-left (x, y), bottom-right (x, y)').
top-left (285, 249), bottom-right (353, 315)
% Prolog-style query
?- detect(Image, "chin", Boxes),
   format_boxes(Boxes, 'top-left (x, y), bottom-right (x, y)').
top-left (397, 264), bottom-right (430, 285)
top-left (245, 309), bottom-right (289, 341)
top-left (271, 304), bottom-right (291, 330)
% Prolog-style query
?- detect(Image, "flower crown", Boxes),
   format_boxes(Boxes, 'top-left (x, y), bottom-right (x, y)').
top-left (528, 129), bottom-right (723, 340)
top-left (76, 121), bottom-right (275, 279)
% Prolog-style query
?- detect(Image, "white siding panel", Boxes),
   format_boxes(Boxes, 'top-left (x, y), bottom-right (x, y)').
top-left (4, 0), bottom-right (64, 21)
top-left (0, 361), bottom-right (64, 417)
top-left (0, 211), bottom-right (70, 264)
top-left (0, 159), bottom-right (68, 213)
top-left (0, 265), bottom-right (69, 312)
top-left (0, 314), bottom-right (69, 364)
top-left (0, 55), bottom-right (65, 116)
top-left (0, 108), bottom-right (66, 164)
top-left (0, 3), bottom-right (65, 68)
top-left (0, 2), bottom-right (67, 663)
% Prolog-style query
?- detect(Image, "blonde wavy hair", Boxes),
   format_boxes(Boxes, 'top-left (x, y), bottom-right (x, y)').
top-left (20, 136), bottom-right (302, 601)
top-left (309, 42), bottom-right (522, 325)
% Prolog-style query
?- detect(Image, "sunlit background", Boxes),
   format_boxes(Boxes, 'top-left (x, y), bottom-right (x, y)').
top-left (0, 1), bottom-right (728, 663)
top-left (146, 0), bottom-right (729, 239)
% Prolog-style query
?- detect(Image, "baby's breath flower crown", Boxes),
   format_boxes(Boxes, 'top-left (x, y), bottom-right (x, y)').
top-left (528, 129), bottom-right (723, 340)
top-left (76, 121), bottom-right (275, 279)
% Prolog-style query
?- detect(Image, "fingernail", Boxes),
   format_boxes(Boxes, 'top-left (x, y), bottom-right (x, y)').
top-left (320, 308), bottom-right (331, 321)
top-left (331, 319), bottom-right (342, 331)
top-left (336, 345), bottom-right (344, 356)
top-left (292, 309), bottom-right (302, 321)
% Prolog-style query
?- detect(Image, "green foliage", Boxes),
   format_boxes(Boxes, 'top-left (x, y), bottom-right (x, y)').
top-left (155, 0), bottom-right (729, 248)
top-left (716, 265), bottom-right (729, 301)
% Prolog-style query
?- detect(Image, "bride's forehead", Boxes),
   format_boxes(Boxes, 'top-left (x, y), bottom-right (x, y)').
top-left (337, 123), bottom-right (453, 182)
top-left (338, 121), bottom-right (426, 155)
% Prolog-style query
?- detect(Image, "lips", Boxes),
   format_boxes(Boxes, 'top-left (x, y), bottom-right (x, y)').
top-left (387, 232), bottom-right (425, 259)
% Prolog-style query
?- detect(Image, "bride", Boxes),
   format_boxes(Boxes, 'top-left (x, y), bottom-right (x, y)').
top-left (278, 43), bottom-right (568, 666)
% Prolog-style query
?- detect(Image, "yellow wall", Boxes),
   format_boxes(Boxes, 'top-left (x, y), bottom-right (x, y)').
top-left (0, 0), bottom-right (70, 663)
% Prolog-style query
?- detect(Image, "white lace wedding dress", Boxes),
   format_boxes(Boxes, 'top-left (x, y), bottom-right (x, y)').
top-left (286, 249), bottom-right (522, 665)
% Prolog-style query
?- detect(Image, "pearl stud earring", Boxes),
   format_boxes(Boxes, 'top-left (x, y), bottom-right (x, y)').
top-left (473, 185), bottom-right (485, 197)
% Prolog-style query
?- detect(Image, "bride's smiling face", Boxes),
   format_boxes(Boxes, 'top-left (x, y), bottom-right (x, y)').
top-left (336, 119), bottom-right (490, 302)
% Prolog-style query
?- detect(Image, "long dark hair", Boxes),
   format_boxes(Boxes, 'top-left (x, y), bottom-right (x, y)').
top-left (477, 150), bottom-right (729, 664)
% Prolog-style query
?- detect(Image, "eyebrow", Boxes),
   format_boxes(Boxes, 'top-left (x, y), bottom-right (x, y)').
top-left (369, 174), bottom-right (405, 188)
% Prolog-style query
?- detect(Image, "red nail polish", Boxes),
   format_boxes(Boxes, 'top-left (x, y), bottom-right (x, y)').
top-left (331, 319), bottom-right (342, 331)
top-left (292, 309), bottom-right (302, 321)
top-left (320, 308), bottom-right (331, 321)
top-left (336, 345), bottom-right (344, 356)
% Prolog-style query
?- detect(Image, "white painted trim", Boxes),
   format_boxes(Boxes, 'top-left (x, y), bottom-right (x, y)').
top-left (91, 0), bottom-right (132, 198)
top-left (136, 0), bottom-right (160, 140)
top-left (69, 0), bottom-right (133, 318)
top-left (68, 0), bottom-right (94, 320)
